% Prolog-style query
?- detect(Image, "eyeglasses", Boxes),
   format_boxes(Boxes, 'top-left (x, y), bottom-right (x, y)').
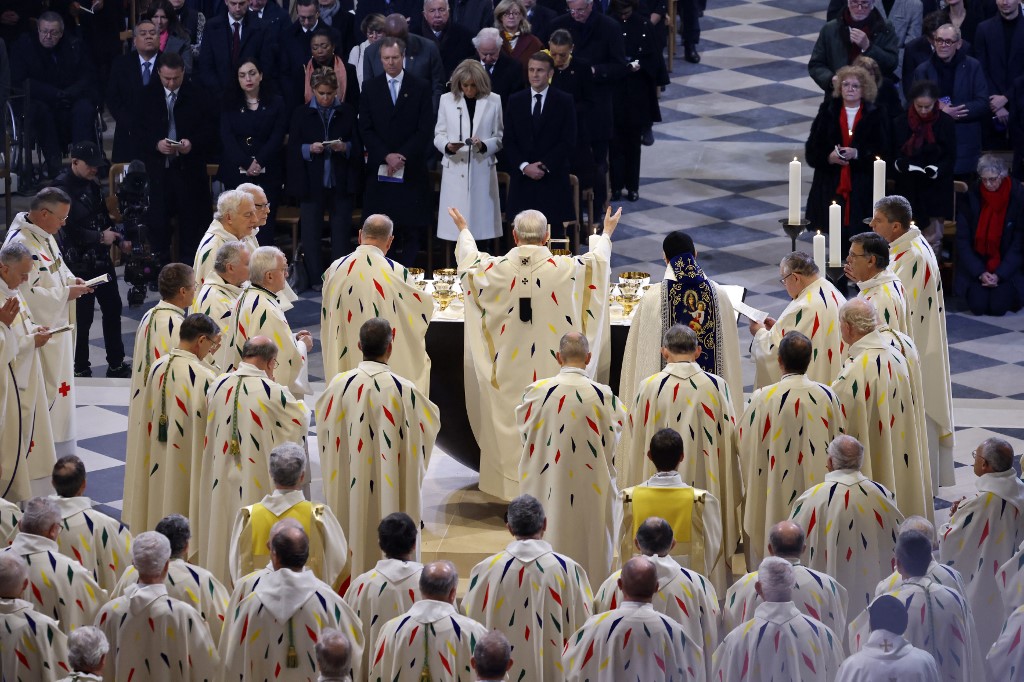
top-left (268, 359), bottom-right (279, 369)
top-left (567, 7), bottom-right (588, 15)
top-left (778, 273), bottom-right (795, 285)
top-left (933, 37), bottom-right (959, 46)
top-left (504, 9), bottom-right (522, 17)
top-left (980, 175), bottom-right (1005, 185)
top-left (841, 81), bottom-right (861, 90)
top-left (845, 252), bottom-right (870, 262)
top-left (38, 29), bottom-right (63, 37)
top-left (43, 208), bottom-right (69, 223)
top-left (848, 0), bottom-right (872, 7)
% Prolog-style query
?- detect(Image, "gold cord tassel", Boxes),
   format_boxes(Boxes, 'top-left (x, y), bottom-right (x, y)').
top-left (157, 414), bottom-right (168, 442)
top-left (419, 627), bottom-right (432, 682)
top-left (286, 618), bottom-right (298, 668)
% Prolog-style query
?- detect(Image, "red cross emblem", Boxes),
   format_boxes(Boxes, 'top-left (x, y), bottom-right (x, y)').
top-left (58, 382), bottom-right (71, 397)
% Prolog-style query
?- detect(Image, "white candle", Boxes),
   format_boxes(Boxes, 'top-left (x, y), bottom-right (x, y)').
top-left (788, 157), bottom-right (801, 224)
top-left (828, 201), bottom-right (841, 265)
top-left (872, 156), bottom-right (886, 207)
top-left (813, 230), bottom-right (826, 273)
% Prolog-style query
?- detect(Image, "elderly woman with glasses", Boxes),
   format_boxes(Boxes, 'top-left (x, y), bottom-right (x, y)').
top-left (809, 0), bottom-right (899, 93)
top-left (954, 154), bottom-right (1024, 315)
top-left (348, 13), bottom-right (386, 89)
top-left (494, 0), bottom-right (543, 70)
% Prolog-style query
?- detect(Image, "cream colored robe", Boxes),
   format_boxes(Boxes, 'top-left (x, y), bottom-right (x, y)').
top-left (875, 560), bottom-right (967, 599)
top-left (751, 277), bottom-right (846, 388)
top-left (343, 559), bottom-right (422, 679)
top-left (457, 230), bottom-right (612, 501)
top-left (96, 583), bottom-right (218, 681)
top-left (790, 469), bottom-right (905, 618)
top-left (837, 629), bottom-right (940, 682)
top-left (315, 360), bottom-right (438, 578)
top-left (228, 489), bottom-right (349, 591)
top-left (988, 603), bottom-right (1024, 679)
top-left (889, 227), bottom-right (955, 489)
top-left (831, 329), bottom-right (932, 521)
top-left (123, 348), bottom-right (216, 535)
top-left (193, 221), bottom-right (296, 310)
top-left (1, 532), bottom-right (107, 630)
top-left (196, 363), bottom-right (309, 585)
top-left (516, 367), bottom-right (625, 584)
top-left (0, 597), bottom-right (70, 680)
top-left (463, 539), bottom-right (593, 682)
top-left (320, 244), bottom-right (434, 391)
top-left (52, 496), bottom-right (132, 593)
top-left (0, 497), bottom-right (20, 546)
top-left (194, 273), bottom-right (242, 370)
top-left (998, 540), bottom-right (1024, 612)
top-left (739, 373), bottom-right (845, 566)
top-left (594, 554), bottom-right (720, 681)
top-left (856, 268), bottom-right (909, 336)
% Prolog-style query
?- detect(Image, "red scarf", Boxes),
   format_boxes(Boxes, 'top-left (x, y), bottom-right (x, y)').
top-left (836, 105), bottom-right (862, 223)
top-left (976, 177), bottom-right (1011, 272)
top-left (901, 105), bottom-right (939, 156)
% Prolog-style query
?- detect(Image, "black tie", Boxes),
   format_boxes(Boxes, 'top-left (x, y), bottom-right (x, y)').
top-left (532, 93), bottom-right (542, 125)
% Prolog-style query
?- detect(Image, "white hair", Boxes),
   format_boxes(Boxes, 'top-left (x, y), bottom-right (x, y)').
top-left (512, 209), bottom-right (548, 244)
top-left (269, 443), bottom-right (306, 487)
top-left (132, 531), bottom-right (172, 578)
top-left (249, 246), bottom-right (285, 285)
top-left (839, 298), bottom-right (879, 335)
top-left (19, 497), bottom-right (60, 536)
top-left (215, 189), bottom-right (251, 221)
top-left (758, 556), bottom-right (794, 602)
top-left (828, 435), bottom-right (865, 471)
top-left (0, 242), bottom-right (32, 267)
top-left (213, 241), bottom-right (250, 275)
top-left (900, 516), bottom-right (937, 550)
top-left (68, 626), bottom-right (109, 672)
top-left (0, 554), bottom-right (28, 597)
top-left (237, 182), bottom-right (267, 198)
top-left (473, 26), bottom-right (501, 48)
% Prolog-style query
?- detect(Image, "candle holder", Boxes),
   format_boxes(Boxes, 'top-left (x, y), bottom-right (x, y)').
top-left (779, 218), bottom-right (810, 252)
top-left (825, 265), bottom-right (846, 286)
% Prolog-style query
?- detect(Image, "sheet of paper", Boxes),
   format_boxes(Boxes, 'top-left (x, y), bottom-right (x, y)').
top-left (733, 300), bottom-right (769, 324)
top-left (83, 273), bottom-right (110, 287)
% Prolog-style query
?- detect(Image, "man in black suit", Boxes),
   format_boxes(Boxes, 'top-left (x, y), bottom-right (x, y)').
top-left (196, 0), bottom-right (276, 96)
top-left (450, 0), bottom-right (495, 34)
top-left (524, 0), bottom-right (558, 42)
top-left (249, 0), bottom-right (289, 36)
top-left (973, 0), bottom-right (1023, 146)
top-left (362, 14), bottom-right (445, 109)
top-left (139, 52), bottom-right (215, 260)
top-left (474, 27), bottom-right (525, 108)
top-left (548, 28), bottom-right (596, 197)
top-left (412, 0), bottom-right (475, 78)
top-left (107, 21), bottom-right (164, 163)
top-left (504, 52), bottom-right (577, 233)
top-left (279, 0), bottom-right (344, 106)
top-left (359, 37), bottom-right (435, 267)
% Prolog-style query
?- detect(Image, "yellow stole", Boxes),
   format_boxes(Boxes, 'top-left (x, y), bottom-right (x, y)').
top-left (627, 486), bottom-right (707, 574)
top-left (250, 501), bottom-right (323, 572)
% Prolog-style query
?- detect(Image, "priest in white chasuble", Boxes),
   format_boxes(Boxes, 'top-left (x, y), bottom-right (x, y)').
top-left (96, 532), bottom-right (218, 680)
top-left (874, 516), bottom-right (967, 600)
top-left (122, 314), bottom-right (220, 535)
top-left (0, 554), bottom-right (71, 680)
top-left (218, 246), bottom-right (313, 398)
top-left (790, 435), bottom-right (905, 618)
top-left (197, 337), bottom-right (310, 585)
top-left (740, 331), bottom-right (845, 566)
top-left (516, 332), bottom-right (625, 583)
top-left (0, 243), bottom-right (56, 502)
top-left (845, 232), bottom-right (910, 335)
top-left (851, 530), bottom-right (981, 682)
top-left (453, 205), bottom-right (617, 501)
top-left (595, 518), bottom-right (720, 681)
top-left (315, 318), bottom-right (439, 579)
top-left (224, 518), bottom-right (299, 617)
top-left (999, 540), bottom-right (1024, 613)
top-left (562, 557), bottom-right (705, 682)
top-left (749, 252), bottom-right (846, 388)
top-left (462, 496), bottom-right (593, 682)
top-left (344, 513), bottom-right (423, 678)
top-left (369, 561), bottom-right (487, 682)
top-left (872, 195), bottom-right (955, 490)
top-left (321, 214), bottom-right (434, 391)
top-left (724, 521), bottom-right (848, 637)
top-left (192, 189), bottom-right (260, 293)
top-left (1, 497), bottom-right (107, 631)
top-left (237, 183), bottom-right (299, 310)
top-left (712, 557), bottom-right (844, 682)
top-left (832, 298), bottom-right (932, 520)
top-left (220, 525), bottom-right (365, 682)
top-left (620, 324), bottom-right (741, 558)
top-left (988, 602), bottom-right (1024, 679)
top-left (617, 429), bottom-right (724, 592)
top-left (228, 443), bottom-right (349, 591)
top-left (194, 241), bottom-right (249, 364)
top-left (619, 231), bottom-right (743, 417)
top-left (50, 455), bottom-right (132, 592)
top-left (837, 595), bottom-right (940, 682)
top-left (939, 437), bottom-right (1024, 652)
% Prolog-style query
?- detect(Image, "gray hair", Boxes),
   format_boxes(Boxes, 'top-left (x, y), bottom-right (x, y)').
top-left (512, 209), bottom-right (548, 244)
top-left (874, 195), bottom-right (913, 229)
top-left (155, 514), bottom-right (191, 558)
top-left (978, 437), bottom-right (1015, 472)
top-left (977, 153), bottom-right (1009, 179)
top-left (19, 497), bottom-right (60, 536)
top-left (362, 214), bottom-right (394, 241)
top-left (0, 242), bottom-right (32, 267)
top-left (0, 554), bottom-right (28, 597)
top-left (38, 10), bottom-right (66, 30)
top-left (839, 298), bottom-right (879, 334)
top-left (29, 186), bottom-right (71, 212)
top-left (419, 560), bottom-right (458, 600)
top-left (315, 629), bottom-right (352, 679)
top-left (473, 630), bottom-right (512, 679)
top-left (473, 26), bottom-right (501, 49)
top-left (269, 443), bottom-right (306, 487)
top-left (934, 22), bottom-right (961, 41)
top-left (68, 626), bottom-right (109, 672)
top-left (899, 516), bottom-right (937, 550)
top-left (828, 435), bottom-right (865, 471)
top-left (780, 251), bottom-right (819, 277)
top-left (848, 232), bottom-right (890, 269)
top-left (558, 332), bottom-right (589, 362)
top-left (133, 19), bottom-right (156, 37)
top-left (662, 324), bottom-right (698, 354)
top-left (249, 246), bottom-right (285, 285)
top-left (132, 531), bottom-right (172, 578)
top-left (215, 189), bottom-right (252, 221)
top-left (757, 556), bottom-right (794, 602)
top-left (237, 182), bottom-right (267, 199)
top-left (213, 241), bottom-right (250, 275)
top-left (507, 495), bottom-right (546, 537)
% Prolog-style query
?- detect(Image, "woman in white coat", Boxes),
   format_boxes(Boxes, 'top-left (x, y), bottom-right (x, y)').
top-left (435, 59), bottom-right (504, 241)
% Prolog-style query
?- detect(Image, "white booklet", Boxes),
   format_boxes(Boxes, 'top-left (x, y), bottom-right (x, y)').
top-left (83, 273), bottom-right (110, 287)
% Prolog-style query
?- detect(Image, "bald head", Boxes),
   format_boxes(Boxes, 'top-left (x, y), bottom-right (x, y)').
top-left (271, 526), bottom-right (310, 571)
top-left (619, 557), bottom-right (658, 602)
top-left (420, 561), bottom-right (458, 603)
top-left (767, 520), bottom-right (805, 559)
top-left (635, 517), bottom-right (674, 556)
top-left (240, 336), bottom-right (278, 370)
top-left (360, 214), bottom-right (394, 249)
top-left (0, 554), bottom-right (28, 598)
top-left (315, 629), bottom-right (352, 680)
top-left (383, 13), bottom-right (408, 37)
top-left (557, 332), bottom-right (590, 367)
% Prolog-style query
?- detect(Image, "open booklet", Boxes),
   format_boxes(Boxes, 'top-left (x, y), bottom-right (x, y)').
top-left (34, 323), bottom-right (74, 336)
top-left (718, 284), bottom-right (768, 324)
top-left (82, 273), bottom-right (110, 287)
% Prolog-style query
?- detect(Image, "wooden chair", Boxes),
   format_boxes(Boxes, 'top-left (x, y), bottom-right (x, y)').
top-left (940, 180), bottom-right (969, 291)
top-left (563, 174), bottom-right (582, 252)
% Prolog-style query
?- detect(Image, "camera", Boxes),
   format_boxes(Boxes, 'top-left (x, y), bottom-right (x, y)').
top-left (116, 161), bottom-right (163, 307)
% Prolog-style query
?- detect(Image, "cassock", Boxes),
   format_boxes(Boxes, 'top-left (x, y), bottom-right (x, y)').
top-left (123, 349), bottom-right (216, 535)
top-left (618, 472), bottom-right (724, 593)
top-left (724, 559), bottom-right (849, 637)
top-left (593, 554), bottom-right (720, 681)
top-left (890, 227), bottom-right (955, 489)
top-left (751, 277), bottom-right (846, 388)
top-left (193, 221), bottom-right (297, 310)
top-left (562, 601), bottom-right (705, 682)
top-left (0, 497), bottom-right (19, 546)
top-left (320, 245), bottom-right (434, 391)
top-left (855, 268), bottom-right (910, 336)
top-left (1, 533), bottom-right (108, 630)
top-left (194, 273), bottom-right (242, 368)
top-left (219, 568), bottom-right (365, 682)
top-left (228, 489), bottom-right (349, 591)
top-left (371, 600), bottom-right (488, 682)
top-left (457, 229), bottom-right (612, 501)
top-left (938, 468), bottom-right (1024, 651)
top-left (790, 469), bottom-right (905, 618)
top-left (836, 629), bottom-right (940, 681)
top-left (463, 539), bottom-right (593, 682)
top-left (196, 363), bottom-right (309, 585)
top-left (112, 557), bottom-right (230, 646)
top-left (315, 360), bottom-right (439, 578)
top-left (4, 213), bottom-right (77, 454)
top-left (52, 495), bottom-right (132, 592)
top-left (95, 583), bottom-right (218, 681)
top-left (0, 598), bottom-right (70, 679)
top-left (739, 373), bottom-right (845, 566)
top-left (516, 367), bottom-right (625, 583)
top-left (343, 559), bottom-right (422, 678)
top-left (849, 578), bottom-right (980, 681)
top-left (832, 329), bottom-right (931, 521)
top-left (620, 360), bottom-right (741, 560)
top-left (712, 601), bottom-right (844, 682)
top-left (987, 603), bottom-right (1024, 679)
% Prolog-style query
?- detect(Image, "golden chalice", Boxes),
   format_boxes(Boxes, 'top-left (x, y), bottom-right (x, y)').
top-left (408, 268), bottom-right (427, 290)
top-left (432, 269), bottom-right (459, 310)
top-left (613, 271), bottom-right (650, 316)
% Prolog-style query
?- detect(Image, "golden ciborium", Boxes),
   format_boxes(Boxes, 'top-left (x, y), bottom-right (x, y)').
top-left (432, 269), bottom-right (459, 310)
top-left (408, 268), bottom-right (427, 290)
top-left (548, 237), bottom-right (572, 256)
top-left (613, 271), bottom-right (650, 316)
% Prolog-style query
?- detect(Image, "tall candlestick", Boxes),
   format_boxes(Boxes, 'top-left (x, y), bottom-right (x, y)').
top-left (813, 230), bottom-right (826, 273)
top-left (788, 157), bottom-right (801, 224)
top-left (828, 201), bottom-right (841, 265)
top-left (872, 156), bottom-right (886, 207)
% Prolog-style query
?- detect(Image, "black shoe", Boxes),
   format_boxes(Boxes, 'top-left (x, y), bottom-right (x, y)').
top-left (641, 128), bottom-right (654, 146)
top-left (627, 191), bottom-right (640, 202)
top-left (74, 368), bottom-right (92, 378)
top-left (610, 189), bottom-right (623, 201)
top-left (105, 362), bottom-right (132, 378)
top-left (684, 46), bottom-right (701, 64)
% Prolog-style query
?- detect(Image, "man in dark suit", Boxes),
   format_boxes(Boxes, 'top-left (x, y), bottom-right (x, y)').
top-left (249, 0), bottom-right (289, 36)
top-left (973, 0), bottom-right (1023, 146)
top-left (279, 0), bottom-right (344, 106)
top-left (359, 37), bottom-right (435, 267)
top-left (107, 21), bottom-right (165, 163)
top-left (354, 0), bottom-right (420, 40)
top-left (548, 28), bottom-right (596, 197)
top-left (504, 52), bottom-right (577, 233)
top-left (196, 0), bottom-right (276, 96)
top-left (524, 0), bottom-right (558, 42)
top-left (474, 27), bottom-right (525, 108)
top-left (139, 52), bottom-right (215, 260)
top-left (450, 0), bottom-right (495, 35)
top-left (363, 14), bottom-right (445, 109)
top-left (412, 0), bottom-right (475, 78)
